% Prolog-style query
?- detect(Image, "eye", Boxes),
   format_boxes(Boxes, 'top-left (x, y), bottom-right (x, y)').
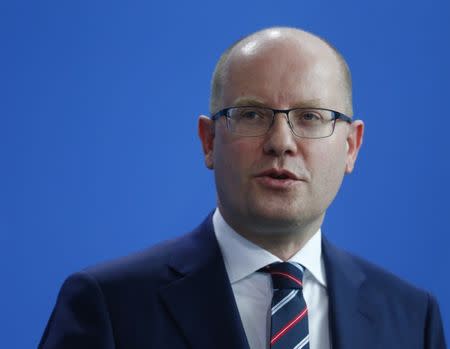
top-left (301, 111), bottom-right (322, 121)
top-left (232, 107), bottom-right (268, 121)
top-left (240, 109), bottom-right (265, 120)
top-left (290, 109), bottom-right (325, 124)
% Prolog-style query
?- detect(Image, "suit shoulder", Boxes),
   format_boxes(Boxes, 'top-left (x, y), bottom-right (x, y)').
top-left (344, 248), bottom-right (430, 302)
top-left (323, 238), bottom-right (430, 302)
top-left (79, 231), bottom-right (197, 287)
top-left (331, 246), bottom-right (447, 346)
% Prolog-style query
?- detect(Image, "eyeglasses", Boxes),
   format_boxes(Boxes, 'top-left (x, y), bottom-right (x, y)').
top-left (211, 106), bottom-right (352, 139)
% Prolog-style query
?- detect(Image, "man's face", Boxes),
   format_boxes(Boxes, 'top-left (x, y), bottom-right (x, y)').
top-left (199, 35), bottom-right (363, 236)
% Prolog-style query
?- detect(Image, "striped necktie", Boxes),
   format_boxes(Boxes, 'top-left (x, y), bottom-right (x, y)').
top-left (262, 262), bottom-right (310, 349)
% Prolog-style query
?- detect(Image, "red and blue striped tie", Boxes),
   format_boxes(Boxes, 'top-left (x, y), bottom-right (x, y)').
top-left (262, 262), bottom-right (309, 349)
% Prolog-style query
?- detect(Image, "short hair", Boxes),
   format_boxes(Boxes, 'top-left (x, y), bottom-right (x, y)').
top-left (209, 27), bottom-right (353, 115)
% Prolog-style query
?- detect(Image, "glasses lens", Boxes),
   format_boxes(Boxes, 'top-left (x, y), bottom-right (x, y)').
top-left (227, 107), bottom-right (273, 136)
top-left (289, 109), bottom-right (334, 138)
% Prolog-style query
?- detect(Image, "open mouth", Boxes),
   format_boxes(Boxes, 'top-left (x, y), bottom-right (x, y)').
top-left (257, 169), bottom-right (299, 181)
top-left (268, 173), bottom-right (290, 180)
top-left (255, 169), bottom-right (300, 188)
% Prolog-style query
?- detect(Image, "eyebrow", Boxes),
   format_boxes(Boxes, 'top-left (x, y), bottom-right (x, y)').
top-left (231, 96), bottom-right (323, 109)
top-left (232, 97), bottom-right (267, 107)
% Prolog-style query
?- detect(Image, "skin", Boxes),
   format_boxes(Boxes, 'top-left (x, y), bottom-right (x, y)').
top-left (198, 29), bottom-right (364, 260)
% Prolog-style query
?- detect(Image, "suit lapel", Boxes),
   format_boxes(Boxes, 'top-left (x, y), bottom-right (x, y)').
top-left (159, 215), bottom-right (250, 349)
top-left (322, 238), bottom-right (379, 349)
top-left (159, 218), bottom-right (381, 349)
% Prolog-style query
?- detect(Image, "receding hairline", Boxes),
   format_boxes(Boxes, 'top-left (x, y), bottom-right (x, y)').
top-left (209, 27), bottom-right (353, 115)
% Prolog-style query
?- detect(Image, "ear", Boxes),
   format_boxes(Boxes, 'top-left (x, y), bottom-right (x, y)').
top-left (345, 120), bottom-right (364, 174)
top-left (198, 115), bottom-right (215, 169)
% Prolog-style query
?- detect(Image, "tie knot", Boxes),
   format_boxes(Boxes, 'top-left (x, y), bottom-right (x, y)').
top-left (261, 262), bottom-right (305, 290)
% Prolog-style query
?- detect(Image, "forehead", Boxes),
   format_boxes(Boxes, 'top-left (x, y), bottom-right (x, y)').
top-left (220, 33), bottom-right (348, 113)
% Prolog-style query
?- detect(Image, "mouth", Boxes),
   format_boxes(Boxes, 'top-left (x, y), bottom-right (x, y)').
top-left (254, 168), bottom-right (301, 189)
top-left (256, 169), bottom-right (300, 180)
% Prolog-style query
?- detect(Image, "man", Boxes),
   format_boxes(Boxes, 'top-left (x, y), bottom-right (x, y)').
top-left (39, 27), bottom-right (447, 349)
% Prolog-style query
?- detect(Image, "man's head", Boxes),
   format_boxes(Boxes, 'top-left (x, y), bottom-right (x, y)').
top-left (210, 28), bottom-right (354, 117)
top-left (199, 27), bottom-right (364, 241)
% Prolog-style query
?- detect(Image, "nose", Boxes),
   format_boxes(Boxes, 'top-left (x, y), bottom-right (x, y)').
top-left (262, 112), bottom-right (298, 157)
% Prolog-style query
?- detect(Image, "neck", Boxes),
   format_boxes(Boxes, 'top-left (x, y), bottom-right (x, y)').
top-left (219, 209), bottom-right (324, 261)
top-left (240, 226), bottom-right (320, 261)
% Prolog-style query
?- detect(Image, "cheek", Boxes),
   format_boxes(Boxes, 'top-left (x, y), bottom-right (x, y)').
top-left (306, 139), bottom-right (348, 194)
top-left (213, 135), bottom-right (259, 191)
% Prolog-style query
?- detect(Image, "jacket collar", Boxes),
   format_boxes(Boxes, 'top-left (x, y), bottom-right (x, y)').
top-left (322, 237), bottom-right (379, 349)
top-left (159, 213), bottom-right (250, 349)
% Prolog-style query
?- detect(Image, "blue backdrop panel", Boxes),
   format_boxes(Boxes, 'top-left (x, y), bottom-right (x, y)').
top-left (1, 0), bottom-right (449, 347)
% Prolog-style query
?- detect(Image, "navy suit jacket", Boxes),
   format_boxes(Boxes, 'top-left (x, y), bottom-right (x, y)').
top-left (39, 214), bottom-right (447, 348)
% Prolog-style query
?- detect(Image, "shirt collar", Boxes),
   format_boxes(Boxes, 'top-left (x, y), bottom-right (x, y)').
top-left (213, 208), bottom-right (327, 287)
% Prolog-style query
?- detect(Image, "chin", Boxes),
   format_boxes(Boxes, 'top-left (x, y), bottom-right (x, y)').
top-left (246, 195), bottom-right (325, 230)
top-left (246, 206), bottom-right (305, 231)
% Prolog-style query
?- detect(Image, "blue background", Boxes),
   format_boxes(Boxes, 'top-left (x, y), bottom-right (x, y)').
top-left (2, 0), bottom-right (449, 347)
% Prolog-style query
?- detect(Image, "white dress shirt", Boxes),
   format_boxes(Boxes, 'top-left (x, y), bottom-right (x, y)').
top-left (213, 208), bottom-right (331, 349)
